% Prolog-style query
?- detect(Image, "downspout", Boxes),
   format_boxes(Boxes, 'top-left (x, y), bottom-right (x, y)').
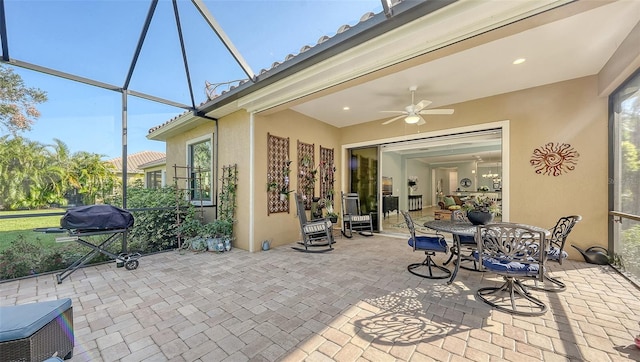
top-left (249, 112), bottom-right (255, 252)
top-left (214, 117), bottom-right (219, 220)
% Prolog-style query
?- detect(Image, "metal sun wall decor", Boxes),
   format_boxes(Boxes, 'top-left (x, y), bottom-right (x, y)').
top-left (530, 142), bottom-right (580, 176)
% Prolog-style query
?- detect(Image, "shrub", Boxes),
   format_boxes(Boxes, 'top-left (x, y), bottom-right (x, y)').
top-left (0, 235), bottom-right (42, 279)
top-left (0, 235), bottom-right (115, 280)
top-left (111, 185), bottom-right (192, 252)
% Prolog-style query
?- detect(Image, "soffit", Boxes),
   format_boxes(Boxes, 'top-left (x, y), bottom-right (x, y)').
top-left (200, 0), bottom-right (639, 131)
top-left (288, 0), bottom-right (640, 128)
top-left (217, 0), bottom-right (576, 118)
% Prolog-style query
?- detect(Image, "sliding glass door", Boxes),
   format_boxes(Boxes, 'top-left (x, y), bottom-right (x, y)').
top-left (349, 147), bottom-right (379, 231)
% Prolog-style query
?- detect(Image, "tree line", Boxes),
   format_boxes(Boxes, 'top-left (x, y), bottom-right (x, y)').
top-left (0, 136), bottom-right (120, 210)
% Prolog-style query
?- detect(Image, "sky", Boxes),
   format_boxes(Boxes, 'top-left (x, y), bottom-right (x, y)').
top-left (4, 0), bottom-right (383, 159)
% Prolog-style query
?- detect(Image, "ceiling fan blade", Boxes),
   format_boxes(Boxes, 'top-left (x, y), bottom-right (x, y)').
top-left (414, 100), bottom-right (432, 112)
top-left (419, 109), bottom-right (455, 115)
top-left (382, 115), bottom-right (405, 125)
top-left (379, 110), bottom-right (406, 114)
top-left (417, 116), bottom-right (426, 126)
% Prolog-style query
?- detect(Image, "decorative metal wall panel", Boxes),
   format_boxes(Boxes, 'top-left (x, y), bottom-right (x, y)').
top-left (267, 133), bottom-right (290, 214)
top-left (297, 141), bottom-right (315, 210)
top-left (320, 146), bottom-right (335, 201)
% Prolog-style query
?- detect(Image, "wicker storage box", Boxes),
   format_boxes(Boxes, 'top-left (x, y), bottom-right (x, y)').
top-left (0, 299), bottom-right (74, 361)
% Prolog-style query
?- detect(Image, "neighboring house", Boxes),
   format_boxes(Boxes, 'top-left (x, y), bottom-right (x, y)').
top-left (139, 157), bottom-right (167, 189)
top-left (107, 151), bottom-right (166, 187)
top-left (147, 1), bottom-right (640, 254)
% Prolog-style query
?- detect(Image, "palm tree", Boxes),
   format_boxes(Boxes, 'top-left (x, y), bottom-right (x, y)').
top-left (0, 136), bottom-right (48, 209)
top-left (68, 151), bottom-right (120, 205)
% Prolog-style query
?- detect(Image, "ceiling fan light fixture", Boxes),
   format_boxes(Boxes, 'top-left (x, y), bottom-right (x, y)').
top-left (405, 114), bottom-right (420, 124)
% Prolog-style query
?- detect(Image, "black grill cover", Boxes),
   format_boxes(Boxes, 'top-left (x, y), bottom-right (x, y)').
top-left (60, 205), bottom-right (134, 230)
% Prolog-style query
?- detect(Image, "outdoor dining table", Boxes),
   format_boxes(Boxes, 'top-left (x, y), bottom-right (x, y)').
top-left (423, 219), bottom-right (551, 283)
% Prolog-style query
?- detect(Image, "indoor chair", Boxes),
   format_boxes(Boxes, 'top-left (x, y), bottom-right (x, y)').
top-left (402, 211), bottom-right (451, 279)
top-left (292, 193), bottom-right (334, 253)
top-left (476, 223), bottom-right (548, 316)
top-left (341, 192), bottom-right (373, 238)
top-left (522, 215), bottom-right (581, 292)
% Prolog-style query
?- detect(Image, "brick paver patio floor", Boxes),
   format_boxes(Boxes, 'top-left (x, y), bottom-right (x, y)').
top-left (1, 234), bottom-right (639, 361)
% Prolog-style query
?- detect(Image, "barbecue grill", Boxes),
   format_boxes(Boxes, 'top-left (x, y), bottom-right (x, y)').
top-left (36, 204), bottom-right (140, 284)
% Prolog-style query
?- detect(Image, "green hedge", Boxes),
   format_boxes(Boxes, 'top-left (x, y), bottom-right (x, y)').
top-left (1, 185), bottom-right (194, 280)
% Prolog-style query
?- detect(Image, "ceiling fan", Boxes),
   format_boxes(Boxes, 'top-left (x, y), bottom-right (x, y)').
top-left (381, 86), bottom-right (454, 126)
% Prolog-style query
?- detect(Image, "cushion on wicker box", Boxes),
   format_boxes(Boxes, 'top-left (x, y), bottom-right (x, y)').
top-left (0, 298), bottom-right (72, 342)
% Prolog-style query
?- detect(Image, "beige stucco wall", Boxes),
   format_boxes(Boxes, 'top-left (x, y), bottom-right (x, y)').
top-left (164, 76), bottom-right (612, 259)
top-left (340, 75), bottom-right (607, 261)
top-left (253, 109), bottom-right (341, 251)
top-left (165, 122), bottom-right (217, 222)
top-left (217, 111), bottom-right (251, 251)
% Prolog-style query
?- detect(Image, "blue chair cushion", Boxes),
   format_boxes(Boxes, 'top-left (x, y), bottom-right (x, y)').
top-left (547, 246), bottom-right (568, 261)
top-left (408, 236), bottom-right (447, 253)
top-left (472, 251), bottom-right (540, 277)
top-left (0, 298), bottom-right (72, 342)
top-left (457, 235), bottom-right (476, 245)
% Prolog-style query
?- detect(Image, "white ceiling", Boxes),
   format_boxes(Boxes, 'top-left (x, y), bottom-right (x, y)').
top-left (381, 128), bottom-right (502, 164)
top-left (290, 1), bottom-right (640, 128)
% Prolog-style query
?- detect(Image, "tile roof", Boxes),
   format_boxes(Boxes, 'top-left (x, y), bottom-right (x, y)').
top-left (147, 10), bottom-right (379, 135)
top-left (106, 151), bottom-right (166, 174)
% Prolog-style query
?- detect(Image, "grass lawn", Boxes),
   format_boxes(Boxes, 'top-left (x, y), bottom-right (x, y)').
top-left (0, 209), bottom-right (66, 251)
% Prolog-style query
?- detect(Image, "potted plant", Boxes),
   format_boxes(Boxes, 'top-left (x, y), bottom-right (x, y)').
top-left (408, 176), bottom-right (418, 195)
top-left (322, 197), bottom-right (339, 223)
top-left (202, 218), bottom-right (234, 252)
top-left (217, 218), bottom-right (234, 251)
top-left (267, 160), bottom-right (294, 200)
top-left (201, 221), bottom-right (221, 251)
top-left (300, 155), bottom-right (318, 198)
top-left (178, 217), bottom-right (206, 251)
top-left (462, 195), bottom-right (501, 225)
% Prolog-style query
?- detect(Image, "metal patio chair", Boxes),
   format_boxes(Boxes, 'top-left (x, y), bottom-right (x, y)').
top-left (522, 215), bottom-right (581, 292)
top-left (476, 223), bottom-right (548, 316)
top-left (402, 210), bottom-right (451, 280)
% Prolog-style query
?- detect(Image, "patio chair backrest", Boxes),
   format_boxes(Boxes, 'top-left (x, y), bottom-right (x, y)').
top-left (401, 210), bottom-right (417, 242)
top-left (342, 192), bottom-right (362, 216)
top-left (401, 210), bottom-right (447, 253)
top-left (295, 193), bottom-right (309, 226)
top-left (476, 223), bottom-right (546, 281)
top-left (548, 215), bottom-right (581, 253)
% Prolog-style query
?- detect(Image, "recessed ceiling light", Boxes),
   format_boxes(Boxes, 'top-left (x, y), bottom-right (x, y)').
top-left (343, 106), bottom-right (350, 111)
top-left (513, 58), bottom-right (526, 65)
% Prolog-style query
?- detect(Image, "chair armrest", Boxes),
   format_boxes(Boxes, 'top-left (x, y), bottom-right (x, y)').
top-left (415, 228), bottom-right (443, 237)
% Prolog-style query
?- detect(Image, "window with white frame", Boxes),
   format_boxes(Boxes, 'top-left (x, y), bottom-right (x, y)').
top-left (146, 170), bottom-right (163, 189)
top-left (187, 135), bottom-right (213, 205)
